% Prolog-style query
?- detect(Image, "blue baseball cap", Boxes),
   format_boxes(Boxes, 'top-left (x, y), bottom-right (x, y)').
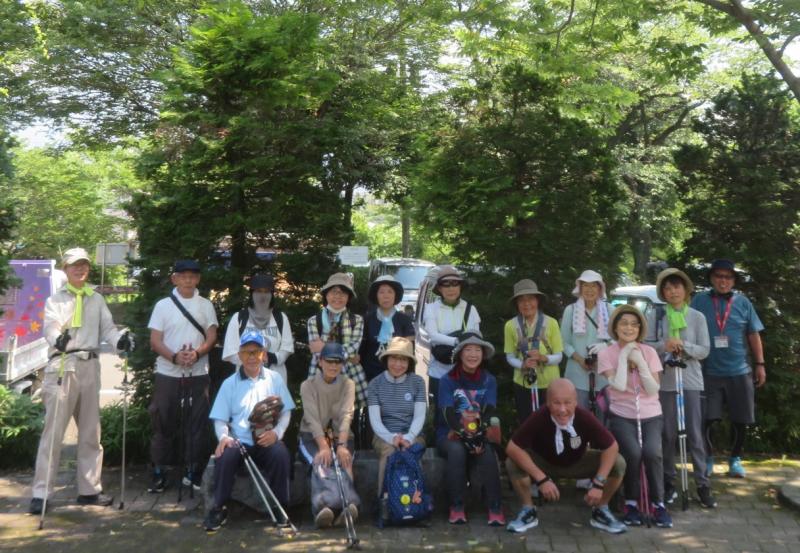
top-left (173, 259), bottom-right (201, 273)
top-left (239, 330), bottom-right (265, 349)
top-left (320, 342), bottom-right (345, 361)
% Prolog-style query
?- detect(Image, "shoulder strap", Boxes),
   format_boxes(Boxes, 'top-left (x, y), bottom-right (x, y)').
top-left (238, 308), bottom-right (249, 336)
top-left (461, 302), bottom-right (472, 331)
top-left (316, 312), bottom-right (323, 338)
top-left (585, 310), bottom-right (599, 330)
top-left (348, 311), bottom-right (356, 331)
top-left (274, 309), bottom-right (284, 335)
top-left (169, 293), bottom-right (206, 339)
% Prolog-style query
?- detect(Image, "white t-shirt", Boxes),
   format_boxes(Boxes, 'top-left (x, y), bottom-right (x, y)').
top-left (148, 288), bottom-right (218, 377)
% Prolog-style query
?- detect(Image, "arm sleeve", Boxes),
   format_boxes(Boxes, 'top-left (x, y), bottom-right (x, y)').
top-left (273, 409), bottom-right (291, 441)
top-left (561, 305), bottom-right (576, 358)
top-left (683, 311), bottom-right (710, 361)
top-left (274, 312), bottom-right (295, 365)
top-left (221, 313), bottom-right (240, 365)
top-left (338, 380), bottom-right (356, 436)
top-left (214, 420), bottom-right (230, 441)
top-left (403, 402), bottom-right (427, 442)
top-left (546, 352), bottom-right (563, 365)
top-left (43, 296), bottom-right (64, 346)
top-left (506, 352), bottom-right (523, 370)
top-left (368, 404), bottom-right (395, 444)
top-left (300, 381), bottom-right (325, 439)
top-left (425, 303), bottom-right (458, 346)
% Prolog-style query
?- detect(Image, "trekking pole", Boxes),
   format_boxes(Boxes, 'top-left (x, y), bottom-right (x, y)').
top-left (328, 430), bottom-right (360, 550)
top-left (118, 354), bottom-right (131, 510)
top-left (588, 358), bottom-right (597, 418)
top-left (177, 350), bottom-right (187, 504)
top-left (40, 348), bottom-right (67, 530)
top-left (634, 372), bottom-right (652, 528)
top-left (186, 346), bottom-right (195, 499)
top-left (675, 357), bottom-right (690, 511)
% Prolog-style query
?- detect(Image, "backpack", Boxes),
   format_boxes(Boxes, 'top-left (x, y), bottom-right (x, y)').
top-left (379, 443), bottom-right (432, 527)
top-left (238, 307), bottom-right (284, 337)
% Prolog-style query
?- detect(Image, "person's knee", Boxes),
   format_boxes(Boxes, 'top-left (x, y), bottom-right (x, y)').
top-left (609, 453), bottom-right (626, 479)
top-left (505, 456), bottom-right (527, 483)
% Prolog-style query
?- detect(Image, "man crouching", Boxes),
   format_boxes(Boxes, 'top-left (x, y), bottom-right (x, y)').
top-left (203, 331), bottom-right (294, 532)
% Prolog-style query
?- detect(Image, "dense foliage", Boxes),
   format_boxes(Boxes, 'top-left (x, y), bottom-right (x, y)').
top-left (0, 385), bottom-right (44, 468)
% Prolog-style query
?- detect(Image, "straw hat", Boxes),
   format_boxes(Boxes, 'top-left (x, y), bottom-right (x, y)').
top-left (608, 304), bottom-right (647, 342)
top-left (379, 337), bottom-right (416, 371)
top-left (655, 268), bottom-right (694, 302)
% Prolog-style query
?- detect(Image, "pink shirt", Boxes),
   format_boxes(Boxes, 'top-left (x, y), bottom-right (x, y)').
top-left (597, 342), bottom-right (663, 419)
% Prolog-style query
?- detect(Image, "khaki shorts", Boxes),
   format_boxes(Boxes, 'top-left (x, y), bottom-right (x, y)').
top-left (506, 448), bottom-right (626, 482)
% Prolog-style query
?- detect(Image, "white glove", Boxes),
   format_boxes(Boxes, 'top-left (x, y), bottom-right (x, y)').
top-left (637, 363), bottom-right (660, 395)
top-left (628, 347), bottom-right (646, 368)
top-left (610, 351), bottom-right (630, 392)
top-left (588, 342), bottom-right (609, 356)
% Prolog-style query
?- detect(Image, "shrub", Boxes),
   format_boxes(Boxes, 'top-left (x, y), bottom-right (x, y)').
top-left (99, 401), bottom-right (151, 466)
top-left (0, 385), bottom-right (44, 468)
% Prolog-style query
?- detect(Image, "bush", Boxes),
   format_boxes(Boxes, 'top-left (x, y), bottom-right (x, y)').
top-left (0, 385), bottom-right (44, 469)
top-left (99, 401), bottom-right (151, 466)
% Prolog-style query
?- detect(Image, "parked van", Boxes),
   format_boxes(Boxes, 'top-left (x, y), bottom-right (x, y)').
top-left (609, 284), bottom-right (666, 343)
top-left (367, 257), bottom-right (435, 316)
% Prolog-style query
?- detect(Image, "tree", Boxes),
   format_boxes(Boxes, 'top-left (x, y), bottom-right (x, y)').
top-left (0, 129), bottom-right (18, 300)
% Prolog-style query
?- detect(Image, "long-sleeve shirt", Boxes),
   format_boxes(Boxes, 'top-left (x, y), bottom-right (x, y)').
top-left (299, 372), bottom-right (355, 439)
top-left (560, 303), bottom-right (610, 392)
top-left (503, 314), bottom-right (563, 389)
top-left (646, 306), bottom-right (710, 392)
top-left (367, 371), bottom-right (427, 443)
top-left (423, 299), bottom-right (481, 379)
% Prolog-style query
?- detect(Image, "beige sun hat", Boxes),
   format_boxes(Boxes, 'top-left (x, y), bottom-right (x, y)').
top-left (608, 304), bottom-right (648, 342)
top-left (379, 337), bottom-right (416, 371)
top-left (62, 247), bottom-right (91, 268)
top-left (433, 265), bottom-right (465, 295)
top-left (451, 330), bottom-right (495, 361)
top-left (321, 272), bottom-right (356, 299)
top-left (510, 279), bottom-right (546, 304)
top-left (655, 268), bottom-right (694, 302)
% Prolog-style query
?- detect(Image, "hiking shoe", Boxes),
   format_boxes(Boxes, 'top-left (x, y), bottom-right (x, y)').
top-left (315, 506), bottom-right (335, 528)
top-left (622, 504), bottom-right (643, 526)
top-left (28, 497), bottom-right (45, 515)
top-left (182, 471), bottom-right (202, 491)
top-left (334, 503), bottom-right (358, 527)
top-left (654, 505), bottom-right (673, 528)
top-left (204, 507), bottom-right (227, 532)
top-left (448, 504), bottom-right (467, 524)
top-left (507, 506), bottom-right (538, 533)
top-left (488, 507), bottom-right (506, 527)
top-left (728, 456), bottom-right (746, 478)
top-left (697, 485), bottom-right (718, 508)
top-left (77, 493), bottom-right (113, 506)
top-left (664, 482), bottom-right (677, 504)
top-left (575, 478), bottom-right (593, 490)
top-left (148, 471), bottom-right (167, 494)
top-left (705, 456), bottom-right (714, 477)
top-left (590, 506), bottom-right (626, 534)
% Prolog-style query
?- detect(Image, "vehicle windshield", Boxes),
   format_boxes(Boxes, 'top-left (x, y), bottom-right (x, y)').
top-left (387, 266), bottom-right (430, 290)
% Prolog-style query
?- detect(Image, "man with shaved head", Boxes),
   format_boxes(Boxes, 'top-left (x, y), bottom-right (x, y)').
top-left (505, 378), bottom-right (627, 534)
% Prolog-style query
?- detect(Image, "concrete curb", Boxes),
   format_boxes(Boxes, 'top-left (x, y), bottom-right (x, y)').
top-left (778, 478), bottom-right (800, 512)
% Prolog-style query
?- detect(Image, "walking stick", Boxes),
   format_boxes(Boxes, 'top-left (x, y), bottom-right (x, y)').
top-left (177, 357), bottom-right (186, 503)
top-left (327, 429), bottom-right (360, 550)
top-left (118, 354), bottom-right (131, 510)
top-left (40, 349), bottom-right (67, 530)
top-left (634, 371), bottom-right (652, 528)
top-left (673, 356), bottom-right (690, 511)
top-left (185, 346), bottom-right (195, 499)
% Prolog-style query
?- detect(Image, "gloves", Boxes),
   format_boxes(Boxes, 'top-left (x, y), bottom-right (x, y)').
top-left (588, 342), bottom-right (609, 356)
top-left (619, 341), bottom-right (636, 360)
top-left (117, 331), bottom-right (135, 353)
top-left (55, 329), bottom-right (71, 353)
top-left (266, 352), bottom-right (278, 366)
top-left (610, 348), bottom-right (630, 392)
top-left (627, 347), bottom-right (646, 368)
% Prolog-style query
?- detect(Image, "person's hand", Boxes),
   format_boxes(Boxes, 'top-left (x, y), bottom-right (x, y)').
top-left (588, 342), bottom-right (609, 356)
top-left (349, 354), bottom-right (360, 364)
top-left (177, 348), bottom-right (196, 367)
top-left (215, 436), bottom-right (235, 458)
top-left (628, 347), bottom-right (647, 369)
top-left (309, 339), bottom-right (325, 354)
top-left (117, 331), bottom-right (134, 354)
top-left (527, 350), bottom-right (544, 364)
top-left (314, 446), bottom-right (332, 467)
top-left (471, 444), bottom-right (484, 455)
top-left (461, 410), bottom-right (480, 424)
top-left (664, 338), bottom-right (683, 354)
top-left (573, 354), bottom-right (589, 371)
top-left (539, 480), bottom-right (560, 502)
top-left (337, 445), bottom-right (352, 469)
top-left (584, 487), bottom-right (603, 507)
top-left (55, 329), bottom-right (70, 353)
top-left (754, 364), bottom-right (766, 387)
top-left (392, 434), bottom-right (404, 448)
top-left (620, 341), bottom-right (636, 359)
top-left (257, 429), bottom-right (278, 447)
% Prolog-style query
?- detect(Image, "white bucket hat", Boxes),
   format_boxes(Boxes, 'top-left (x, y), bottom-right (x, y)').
top-left (572, 269), bottom-right (607, 299)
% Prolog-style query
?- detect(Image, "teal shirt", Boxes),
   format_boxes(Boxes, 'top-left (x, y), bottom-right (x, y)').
top-left (560, 303), bottom-right (609, 392)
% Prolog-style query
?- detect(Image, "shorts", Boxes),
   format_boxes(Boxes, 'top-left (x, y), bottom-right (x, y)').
top-left (506, 447), bottom-right (626, 482)
top-left (703, 373), bottom-right (755, 424)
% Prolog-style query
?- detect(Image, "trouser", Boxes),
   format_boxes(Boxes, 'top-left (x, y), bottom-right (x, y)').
top-left (213, 441), bottom-right (291, 510)
top-left (372, 435), bottom-right (426, 497)
top-left (513, 383), bottom-right (546, 426)
top-left (32, 358), bottom-right (103, 498)
top-left (436, 437), bottom-right (502, 508)
top-left (149, 373), bottom-right (210, 468)
top-left (660, 389), bottom-right (709, 487)
top-left (609, 414), bottom-right (665, 503)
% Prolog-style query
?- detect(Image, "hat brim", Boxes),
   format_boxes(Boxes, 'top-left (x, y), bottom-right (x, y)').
top-left (609, 305), bottom-right (647, 342)
top-left (368, 280), bottom-right (404, 305)
top-left (510, 290), bottom-right (546, 304)
top-left (656, 269), bottom-right (694, 302)
top-left (321, 282), bottom-right (355, 298)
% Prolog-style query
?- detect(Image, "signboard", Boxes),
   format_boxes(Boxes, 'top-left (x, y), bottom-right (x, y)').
top-left (95, 243), bottom-right (136, 266)
top-left (0, 260), bottom-right (55, 349)
top-left (337, 246), bottom-right (369, 266)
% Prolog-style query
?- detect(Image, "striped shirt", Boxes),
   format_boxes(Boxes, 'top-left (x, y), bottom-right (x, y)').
top-left (367, 371), bottom-right (426, 434)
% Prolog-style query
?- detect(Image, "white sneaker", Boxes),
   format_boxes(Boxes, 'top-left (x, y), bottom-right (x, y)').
top-left (507, 506), bottom-right (539, 533)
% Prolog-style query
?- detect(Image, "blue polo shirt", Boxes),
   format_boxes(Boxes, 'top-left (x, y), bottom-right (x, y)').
top-left (691, 291), bottom-right (764, 377)
top-left (209, 366), bottom-right (295, 446)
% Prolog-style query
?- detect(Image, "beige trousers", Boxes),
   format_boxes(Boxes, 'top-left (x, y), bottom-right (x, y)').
top-left (32, 358), bottom-right (103, 498)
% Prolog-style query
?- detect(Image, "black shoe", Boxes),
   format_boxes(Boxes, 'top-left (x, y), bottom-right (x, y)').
top-left (29, 498), bottom-right (45, 515)
top-left (77, 493), bottom-right (114, 506)
top-left (182, 471), bottom-right (202, 491)
top-left (204, 507), bottom-right (227, 532)
top-left (697, 485), bottom-right (718, 509)
top-left (664, 482), bottom-right (677, 504)
top-left (148, 472), bottom-right (167, 494)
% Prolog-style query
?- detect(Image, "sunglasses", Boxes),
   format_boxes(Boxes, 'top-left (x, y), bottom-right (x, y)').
top-left (323, 358), bottom-right (344, 364)
top-left (438, 280), bottom-right (461, 288)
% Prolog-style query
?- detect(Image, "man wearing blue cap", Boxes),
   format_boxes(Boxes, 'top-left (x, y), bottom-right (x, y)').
top-left (204, 331), bottom-right (295, 531)
top-left (691, 259), bottom-right (766, 478)
top-left (147, 259), bottom-right (218, 493)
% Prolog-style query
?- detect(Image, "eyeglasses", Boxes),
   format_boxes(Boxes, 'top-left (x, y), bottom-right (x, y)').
top-left (617, 321), bottom-right (641, 328)
top-left (239, 349), bottom-right (263, 358)
top-left (438, 280), bottom-right (461, 288)
top-left (712, 272), bottom-right (735, 280)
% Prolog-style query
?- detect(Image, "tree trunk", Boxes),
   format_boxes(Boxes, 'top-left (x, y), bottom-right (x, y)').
top-left (401, 200), bottom-right (411, 257)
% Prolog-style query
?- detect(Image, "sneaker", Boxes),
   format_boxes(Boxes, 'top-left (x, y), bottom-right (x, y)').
top-left (334, 503), bottom-right (358, 527)
top-left (148, 471), bottom-right (166, 494)
top-left (697, 485), bottom-right (718, 508)
top-left (507, 506), bottom-right (538, 533)
top-left (705, 456), bottom-right (714, 477)
top-left (653, 505), bottom-right (673, 528)
top-left (76, 493), bottom-right (113, 506)
top-left (28, 497), bottom-right (45, 515)
top-left (488, 508), bottom-right (506, 527)
top-left (728, 456), bottom-right (746, 478)
top-left (315, 506), bottom-right (335, 528)
top-left (664, 482), bottom-right (677, 504)
top-left (622, 504), bottom-right (643, 526)
top-left (204, 507), bottom-right (227, 532)
top-left (182, 471), bottom-right (202, 491)
top-left (448, 504), bottom-right (467, 524)
top-left (576, 478), bottom-right (593, 490)
top-left (590, 506), bottom-right (626, 534)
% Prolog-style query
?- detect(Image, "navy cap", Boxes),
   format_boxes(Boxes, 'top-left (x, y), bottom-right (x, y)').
top-left (708, 259), bottom-right (736, 279)
top-left (249, 273), bottom-right (275, 290)
top-left (320, 342), bottom-right (345, 361)
top-left (239, 330), bottom-right (266, 349)
top-left (174, 259), bottom-right (201, 273)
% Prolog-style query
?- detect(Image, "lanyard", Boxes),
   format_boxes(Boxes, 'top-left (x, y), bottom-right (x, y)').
top-left (712, 296), bottom-right (734, 334)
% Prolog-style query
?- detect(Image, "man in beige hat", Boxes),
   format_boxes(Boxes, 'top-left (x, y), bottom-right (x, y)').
top-left (30, 248), bottom-right (133, 515)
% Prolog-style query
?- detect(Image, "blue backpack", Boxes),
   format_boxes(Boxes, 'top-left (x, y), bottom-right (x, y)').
top-left (379, 443), bottom-right (433, 526)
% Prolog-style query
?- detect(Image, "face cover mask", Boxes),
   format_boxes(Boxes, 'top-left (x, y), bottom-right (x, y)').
top-left (249, 292), bottom-right (272, 328)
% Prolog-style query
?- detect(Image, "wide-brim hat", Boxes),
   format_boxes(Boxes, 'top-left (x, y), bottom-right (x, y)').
top-left (62, 247), bottom-right (91, 268)
top-left (510, 279), bottom-right (546, 304)
top-left (248, 273), bottom-right (275, 291)
top-left (368, 275), bottom-right (404, 305)
top-left (433, 265), bottom-right (464, 295)
top-left (655, 268), bottom-right (694, 302)
top-left (608, 304), bottom-right (647, 342)
top-left (452, 331), bottom-right (495, 361)
top-left (321, 272), bottom-right (356, 299)
top-left (707, 259), bottom-right (737, 282)
top-left (379, 337), bottom-right (416, 371)
top-left (571, 269), bottom-right (607, 299)
top-left (174, 259), bottom-right (201, 273)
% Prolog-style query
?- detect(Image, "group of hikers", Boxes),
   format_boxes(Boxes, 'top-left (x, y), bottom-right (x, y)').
top-left (28, 249), bottom-right (766, 538)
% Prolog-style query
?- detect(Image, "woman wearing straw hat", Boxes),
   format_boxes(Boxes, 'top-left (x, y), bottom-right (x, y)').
top-left (503, 279), bottom-right (563, 425)
top-left (367, 337), bottom-right (427, 497)
top-left (437, 331), bottom-right (505, 527)
top-left (597, 305), bottom-right (671, 528)
top-left (652, 268), bottom-right (715, 509)
top-left (307, 273), bottom-right (367, 407)
top-left (360, 275), bottom-right (415, 383)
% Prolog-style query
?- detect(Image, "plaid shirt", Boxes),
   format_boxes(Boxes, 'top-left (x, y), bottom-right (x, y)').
top-left (307, 309), bottom-right (367, 406)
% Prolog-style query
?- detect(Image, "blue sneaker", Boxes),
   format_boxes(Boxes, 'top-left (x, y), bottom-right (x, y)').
top-left (706, 456), bottom-right (714, 477)
top-left (728, 456), bottom-right (746, 478)
top-left (622, 504), bottom-right (642, 526)
top-left (653, 505), bottom-right (673, 528)
top-left (507, 506), bottom-right (538, 533)
top-left (590, 506), bottom-right (626, 534)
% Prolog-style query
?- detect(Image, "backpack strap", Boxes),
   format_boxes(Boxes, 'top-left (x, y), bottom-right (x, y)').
top-left (169, 293), bottom-right (206, 340)
top-left (461, 302), bottom-right (473, 331)
top-left (238, 308), bottom-right (249, 336)
top-left (273, 308), bottom-right (284, 336)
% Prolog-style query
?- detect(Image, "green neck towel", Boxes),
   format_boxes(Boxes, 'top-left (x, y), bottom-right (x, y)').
top-left (666, 304), bottom-right (688, 339)
top-left (66, 283), bottom-right (94, 328)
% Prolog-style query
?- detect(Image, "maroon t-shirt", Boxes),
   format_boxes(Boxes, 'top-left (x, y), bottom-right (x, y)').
top-left (510, 406), bottom-right (615, 467)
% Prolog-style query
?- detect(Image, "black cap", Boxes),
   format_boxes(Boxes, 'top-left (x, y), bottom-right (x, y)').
top-left (707, 259), bottom-right (736, 280)
top-left (173, 259), bottom-right (201, 273)
top-left (249, 273), bottom-right (275, 291)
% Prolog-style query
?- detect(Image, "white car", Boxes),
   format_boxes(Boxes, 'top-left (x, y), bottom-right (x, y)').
top-left (610, 284), bottom-right (666, 343)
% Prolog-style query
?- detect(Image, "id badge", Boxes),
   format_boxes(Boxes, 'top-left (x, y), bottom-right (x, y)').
top-left (714, 335), bottom-right (729, 349)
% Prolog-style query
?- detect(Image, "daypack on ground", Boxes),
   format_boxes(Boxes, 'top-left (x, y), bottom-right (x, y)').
top-left (379, 443), bottom-right (433, 526)
top-left (310, 462), bottom-right (361, 517)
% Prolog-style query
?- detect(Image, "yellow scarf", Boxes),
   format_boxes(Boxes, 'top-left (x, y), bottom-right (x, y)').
top-left (66, 283), bottom-right (94, 328)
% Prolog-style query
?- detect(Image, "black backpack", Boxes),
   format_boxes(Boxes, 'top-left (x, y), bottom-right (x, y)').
top-left (238, 307), bottom-right (285, 337)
